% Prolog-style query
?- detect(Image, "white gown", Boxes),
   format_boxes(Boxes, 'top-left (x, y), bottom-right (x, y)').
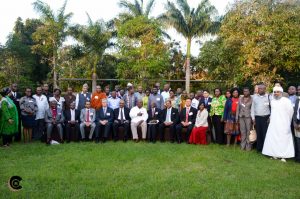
top-left (262, 97), bottom-right (295, 158)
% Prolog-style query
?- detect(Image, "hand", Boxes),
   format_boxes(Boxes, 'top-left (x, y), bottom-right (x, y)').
top-left (85, 122), bottom-right (91, 127)
top-left (137, 112), bottom-right (143, 116)
top-left (220, 118), bottom-right (224, 122)
top-left (8, 119), bottom-right (13, 124)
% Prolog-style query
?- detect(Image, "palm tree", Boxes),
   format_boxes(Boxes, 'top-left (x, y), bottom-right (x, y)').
top-left (159, 0), bottom-right (219, 93)
top-left (32, 0), bottom-right (73, 88)
top-left (70, 14), bottom-right (114, 91)
top-left (119, 0), bottom-right (155, 19)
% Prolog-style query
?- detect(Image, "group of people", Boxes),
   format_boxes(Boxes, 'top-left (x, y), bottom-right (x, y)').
top-left (0, 82), bottom-right (299, 163)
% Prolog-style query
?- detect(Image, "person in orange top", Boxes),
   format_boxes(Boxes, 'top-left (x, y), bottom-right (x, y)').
top-left (91, 85), bottom-right (107, 111)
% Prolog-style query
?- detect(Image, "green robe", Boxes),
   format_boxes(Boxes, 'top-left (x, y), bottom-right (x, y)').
top-left (0, 96), bottom-right (19, 135)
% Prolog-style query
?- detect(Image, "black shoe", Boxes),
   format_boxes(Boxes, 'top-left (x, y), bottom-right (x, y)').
top-left (170, 140), bottom-right (174, 143)
top-left (123, 138), bottom-right (127, 142)
top-left (95, 139), bottom-right (100, 143)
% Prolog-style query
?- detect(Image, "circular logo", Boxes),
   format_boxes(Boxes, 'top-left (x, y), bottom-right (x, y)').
top-left (8, 176), bottom-right (22, 191)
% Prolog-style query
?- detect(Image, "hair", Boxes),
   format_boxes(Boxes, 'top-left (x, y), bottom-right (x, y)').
top-left (145, 88), bottom-right (151, 92)
top-left (214, 88), bottom-right (222, 94)
top-left (0, 87), bottom-right (10, 96)
top-left (186, 97), bottom-right (192, 101)
top-left (83, 83), bottom-right (88, 88)
top-left (169, 89), bottom-right (174, 93)
top-left (203, 89), bottom-right (209, 93)
top-left (165, 99), bottom-right (172, 104)
top-left (53, 88), bottom-right (61, 94)
top-left (198, 102), bottom-right (205, 109)
top-left (230, 87), bottom-right (240, 95)
top-left (102, 99), bottom-right (108, 103)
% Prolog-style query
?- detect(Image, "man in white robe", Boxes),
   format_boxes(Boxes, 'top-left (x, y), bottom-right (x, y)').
top-left (262, 86), bottom-right (295, 162)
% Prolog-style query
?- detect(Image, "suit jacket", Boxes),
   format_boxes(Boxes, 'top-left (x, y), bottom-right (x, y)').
top-left (64, 109), bottom-right (80, 123)
top-left (96, 107), bottom-right (114, 123)
top-left (45, 108), bottom-right (64, 124)
top-left (294, 97), bottom-right (300, 125)
top-left (179, 107), bottom-right (197, 124)
top-left (10, 92), bottom-right (22, 111)
top-left (200, 97), bottom-right (212, 113)
top-left (147, 108), bottom-right (161, 123)
top-left (80, 108), bottom-right (96, 123)
top-left (159, 107), bottom-right (179, 124)
top-left (113, 107), bottom-right (131, 121)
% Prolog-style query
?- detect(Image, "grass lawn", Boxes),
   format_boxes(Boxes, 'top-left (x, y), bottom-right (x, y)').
top-left (0, 141), bottom-right (299, 199)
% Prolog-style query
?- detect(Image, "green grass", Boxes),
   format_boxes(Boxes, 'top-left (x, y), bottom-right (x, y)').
top-left (0, 141), bottom-right (299, 199)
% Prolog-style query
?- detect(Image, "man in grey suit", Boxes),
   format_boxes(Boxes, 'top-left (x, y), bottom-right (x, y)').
top-left (80, 101), bottom-right (96, 141)
top-left (45, 100), bottom-right (64, 144)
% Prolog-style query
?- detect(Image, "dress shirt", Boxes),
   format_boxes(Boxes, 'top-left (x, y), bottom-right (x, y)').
top-left (49, 96), bottom-right (65, 110)
top-left (118, 108), bottom-right (126, 120)
top-left (191, 98), bottom-right (200, 109)
top-left (33, 94), bottom-right (49, 120)
top-left (161, 91), bottom-right (170, 102)
top-left (108, 97), bottom-right (120, 110)
top-left (166, 107), bottom-right (172, 122)
top-left (70, 109), bottom-right (75, 121)
top-left (251, 94), bottom-right (271, 120)
top-left (129, 106), bottom-right (148, 123)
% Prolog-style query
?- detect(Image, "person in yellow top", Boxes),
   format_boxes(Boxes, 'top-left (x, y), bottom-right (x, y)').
top-left (91, 85), bottom-right (107, 111)
top-left (142, 89), bottom-right (151, 110)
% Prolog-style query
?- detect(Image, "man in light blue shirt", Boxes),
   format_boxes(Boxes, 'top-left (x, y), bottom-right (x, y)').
top-left (108, 91), bottom-right (121, 110)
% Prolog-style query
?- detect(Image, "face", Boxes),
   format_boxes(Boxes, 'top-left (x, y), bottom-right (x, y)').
top-left (36, 87), bottom-right (42, 95)
top-left (176, 88), bottom-right (182, 95)
top-left (25, 89), bottom-right (32, 97)
top-left (51, 102), bottom-right (57, 108)
top-left (189, 93), bottom-right (195, 99)
top-left (11, 84), bottom-right (17, 92)
top-left (199, 103), bottom-right (205, 110)
top-left (145, 90), bottom-right (150, 96)
top-left (96, 86), bottom-right (101, 93)
top-left (152, 88), bottom-right (158, 94)
top-left (85, 102), bottom-right (91, 109)
top-left (182, 91), bottom-right (187, 97)
top-left (151, 102), bottom-right (156, 108)
top-left (43, 84), bottom-right (49, 91)
top-left (70, 103), bottom-right (75, 109)
top-left (185, 99), bottom-right (191, 107)
top-left (102, 100), bottom-right (107, 107)
top-left (67, 88), bottom-right (73, 94)
top-left (214, 89), bottom-right (221, 97)
top-left (111, 91), bottom-right (116, 98)
top-left (129, 88), bottom-right (134, 94)
top-left (169, 91), bottom-right (174, 98)
top-left (137, 101), bottom-right (143, 108)
top-left (274, 91), bottom-right (282, 98)
top-left (119, 100), bottom-right (125, 108)
top-left (232, 90), bottom-right (238, 98)
top-left (120, 90), bottom-right (125, 96)
top-left (258, 85), bottom-right (266, 95)
top-left (163, 84), bottom-right (169, 91)
top-left (288, 86), bottom-right (296, 95)
top-left (82, 86), bottom-right (88, 93)
top-left (105, 87), bottom-right (110, 94)
top-left (226, 91), bottom-right (231, 98)
top-left (155, 83), bottom-right (160, 89)
top-left (54, 90), bottom-right (60, 96)
top-left (166, 101), bottom-right (171, 108)
top-left (203, 91), bottom-right (209, 98)
top-left (138, 86), bottom-right (143, 93)
top-left (196, 91), bottom-right (202, 98)
top-left (115, 85), bottom-right (120, 91)
top-left (243, 89), bottom-right (250, 97)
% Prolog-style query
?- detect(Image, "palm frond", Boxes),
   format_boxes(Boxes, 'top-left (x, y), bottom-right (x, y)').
top-left (32, 0), bottom-right (54, 21)
top-left (145, 0), bottom-right (155, 17)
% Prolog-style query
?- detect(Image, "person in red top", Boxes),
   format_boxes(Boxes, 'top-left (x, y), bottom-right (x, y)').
top-left (91, 85), bottom-right (107, 111)
top-left (223, 88), bottom-right (240, 146)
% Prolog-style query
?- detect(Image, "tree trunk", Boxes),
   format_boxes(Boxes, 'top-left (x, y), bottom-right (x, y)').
top-left (53, 54), bottom-right (58, 89)
top-left (185, 37), bottom-right (192, 93)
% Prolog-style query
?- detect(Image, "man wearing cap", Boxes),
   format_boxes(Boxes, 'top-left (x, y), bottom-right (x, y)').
top-left (262, 86), bottom-right (295, 162)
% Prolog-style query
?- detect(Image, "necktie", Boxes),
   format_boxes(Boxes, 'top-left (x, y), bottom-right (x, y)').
top-left (86, 109), bottom-right (90, 122)
top-left (152, 108), bottom-right (155, 118)
top-left (205, 98), bottom-right (207, 105)
top-left (120, 108), bottom-right (124, 123)
top-left (186, 108), bottom-right (189, 123)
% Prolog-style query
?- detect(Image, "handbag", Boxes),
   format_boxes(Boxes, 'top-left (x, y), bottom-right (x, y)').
top-left (249, 125), bottom-right (257, 143)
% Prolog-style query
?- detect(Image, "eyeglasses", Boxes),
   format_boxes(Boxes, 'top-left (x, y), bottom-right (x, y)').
top-left (274, 91), bottom-right (281, 93)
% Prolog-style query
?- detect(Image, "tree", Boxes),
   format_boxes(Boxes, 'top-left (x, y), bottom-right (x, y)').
top-left (116, 16), bottom-right (170, 86)
top-left (119, 0), bottom-right (155, 20)
top-left (31, 0), bottom-right (73, 88)
top-left (70, 14), bottom-right (114, 91)
top-left (159, 0), bottom-right (219, 93)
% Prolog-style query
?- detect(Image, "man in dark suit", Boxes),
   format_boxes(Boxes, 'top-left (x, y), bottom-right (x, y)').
top-left (64, 102), bottom-right (80, 142)
top-left (147, 102), bottom-right (161, 143)
top-left (159, 100), bottom-right (178, 143)
top-left (95, 99), bottom-right (114, 143)
top-left (10, 83), bottom-right (22, 141)
top-left (200, 90), bottom-right (214, 142)
top-left (176, 98), bottom-right (197, 144)
top-left (293, 96), bottom-right (300, 163)
top-left (113, 99), bottom-right (131, 142)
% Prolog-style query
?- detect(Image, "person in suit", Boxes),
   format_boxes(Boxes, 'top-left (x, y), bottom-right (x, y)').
top-left (10, 83), bottom-right (22, 141)
top-left (159, 100), bottom-right (179, 143)
top-left (113, 99), bottom-right (131, 142)
top-left (175, 98), bottom-right (197, 144)
top-left (293, 96), bottom-right (300, 163)
top-left (79, 101), bottom-right (96, 141)
top-left (45, 100), bottom-right (64, 144)
top-left (64, 102), bottom-right (80, 142)
top-left (147, 102), bottom-right (161, 143)
top-left (95, 99), bottom-right (114, 143)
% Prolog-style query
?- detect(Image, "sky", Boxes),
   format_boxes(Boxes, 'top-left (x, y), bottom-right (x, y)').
top-left (0, 0), bottom-right (233, 55)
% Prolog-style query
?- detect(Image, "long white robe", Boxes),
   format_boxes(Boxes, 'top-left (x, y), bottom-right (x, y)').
top-left (262, 97), bottom-right (295, 158)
